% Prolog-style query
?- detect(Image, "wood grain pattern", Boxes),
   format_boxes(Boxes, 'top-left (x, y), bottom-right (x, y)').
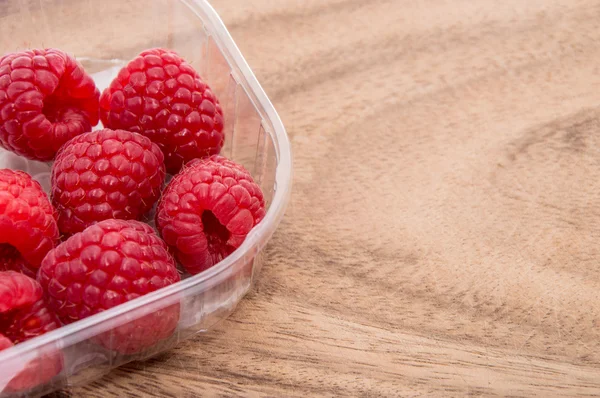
top-left (53, 0), bottom-right (600, 396)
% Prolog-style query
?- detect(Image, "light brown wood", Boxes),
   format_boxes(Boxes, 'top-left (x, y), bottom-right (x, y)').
top-left (53, 0), bottom-right (600, 396)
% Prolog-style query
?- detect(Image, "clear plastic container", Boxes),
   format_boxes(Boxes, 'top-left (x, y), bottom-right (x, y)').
top-left (0, 0), bottom-right (291, 396)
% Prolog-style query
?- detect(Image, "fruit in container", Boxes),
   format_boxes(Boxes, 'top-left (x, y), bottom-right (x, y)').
top-left (0, 49), bottom-right (100, 161)
top-left (0, 39), bottom-right (270, 394)
top-left (0, 169), bottom-right (59, 277)
top-left (0, 271), bottom-right (63, 392)
top-left (51, 128), bottom-right (166, 236)
top-left (100, 48), bottom-right (224, 174)
top-left (156, 155), bottom-right (265, 275)
top-left (38, 219), bottom-right (181, 354)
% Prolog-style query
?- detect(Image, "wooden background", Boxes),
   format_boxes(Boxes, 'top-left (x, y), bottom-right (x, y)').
top-left (52, 0), bottom-right (600, 396)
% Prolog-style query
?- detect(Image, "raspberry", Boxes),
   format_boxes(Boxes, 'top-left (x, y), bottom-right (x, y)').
top-left (1, 350), bottom-right (62, 394)
top-left (0, 273), bottom-right (63, 393)
top-left (156, 155), bottom-right (265, 275)
top-left (1, 299), bottom-right (61, 344)
top-left (0, 48), bottom-right (100, 161)
top-left (38, 219), bottom-right (181, 354)
top-left (0, 169), bottom-right (59, 274)
top-left (51, 129), bottom-right (166, 235)
top-left (0, 271), bottom-right (42, 313)
top-left (100, 48), bottom-right (224, 174)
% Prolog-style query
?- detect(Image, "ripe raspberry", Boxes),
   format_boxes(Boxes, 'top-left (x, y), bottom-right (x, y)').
top-left (1, 298), bottom-right (61, 344)
top-left (100, 48), bottom-right (224, 174)
top-left (0, 271), bottom-right (42, 313)
top-left (1, 350), bottom-right (63, 394)
top-left (38, 219), bottom-right (181, 354)
top-left (0, 169), bottom-right (59, 274)
top-left (156, 155), bottom-right (265, 275)
top-left (51, 128), bottom-right (166, 236)
top-left (0, 273), bottom-right (63, 393)
top-left (0, 48), bottom-right (100, 161)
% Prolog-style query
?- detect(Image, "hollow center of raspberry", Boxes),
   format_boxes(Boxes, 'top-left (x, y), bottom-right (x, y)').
top-left (202, 211), bottom-right (230, 249)
top-left (42, 99), bottom-right (65, 123)
top-left (42, 101), bottom-right (87, 125)
top-left (0, 244), bottom-right (20, 263)
top-left (0, 243), bottom-right (35, 277)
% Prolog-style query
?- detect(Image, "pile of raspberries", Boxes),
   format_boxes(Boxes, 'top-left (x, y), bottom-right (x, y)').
top-left (0, 48), bottom-right (265, 392)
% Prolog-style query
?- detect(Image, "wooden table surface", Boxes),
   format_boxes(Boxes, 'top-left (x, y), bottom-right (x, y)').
top-left (55, 0), bottom-right (600, 396)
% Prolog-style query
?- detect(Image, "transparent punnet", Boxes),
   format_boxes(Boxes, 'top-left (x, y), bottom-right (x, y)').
top-left (0, 0), bottom-right (291, 396)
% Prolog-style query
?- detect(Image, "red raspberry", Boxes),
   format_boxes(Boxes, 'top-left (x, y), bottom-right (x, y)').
top-left (51, 129), bottom-right (166, 236)
top-left (100, 48), bottom-right (224, 174)
top-left (156, 155), bottom-right (265, 275)
top-left (38, 219), bottom-right (181, 354)
top-left (0, 48), bottom-right (100, 161)
top-left (1, 350), bottom-right (63, 394)
top-left (1, 299), bottom-right (61, 344)
top-left (0, 169), bottom-right (59, 274)
top-left (0, 271), bottom-right (42, 313)
top-left (0, 273), bottom-right (63, 393)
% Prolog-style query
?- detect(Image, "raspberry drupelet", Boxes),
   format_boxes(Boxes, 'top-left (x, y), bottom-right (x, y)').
top-left (0, 332), bottom-right (10, 350)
